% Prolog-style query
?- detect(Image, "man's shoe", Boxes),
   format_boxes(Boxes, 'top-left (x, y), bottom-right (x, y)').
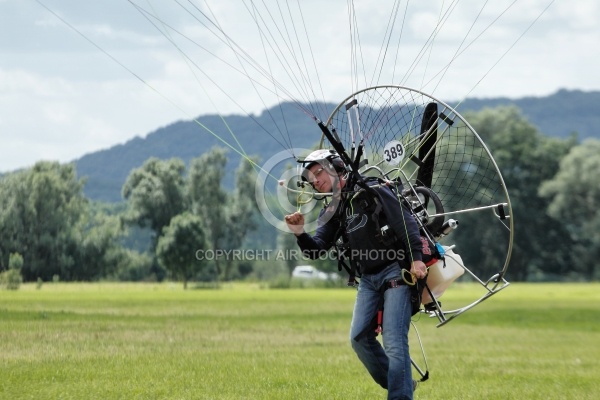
top-left (413, 379), bottom-right (419, 392)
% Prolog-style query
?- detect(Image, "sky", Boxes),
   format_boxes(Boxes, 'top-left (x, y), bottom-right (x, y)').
top-left (1, 0), bottom-right (599, 173)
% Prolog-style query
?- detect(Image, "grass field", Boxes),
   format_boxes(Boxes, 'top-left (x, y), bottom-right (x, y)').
top-left (1, 282), bottom-right (599, 399)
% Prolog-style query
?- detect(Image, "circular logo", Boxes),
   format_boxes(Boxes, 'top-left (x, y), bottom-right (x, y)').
top-left (254, 148), bottom-right (342, 233)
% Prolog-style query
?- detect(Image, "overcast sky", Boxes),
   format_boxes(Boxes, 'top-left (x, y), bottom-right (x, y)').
top-left (1, 0), bottom-right (598, 173)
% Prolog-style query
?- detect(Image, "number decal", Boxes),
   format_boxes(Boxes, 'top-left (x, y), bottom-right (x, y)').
top-left (383, 140), bottom-right (405, 165)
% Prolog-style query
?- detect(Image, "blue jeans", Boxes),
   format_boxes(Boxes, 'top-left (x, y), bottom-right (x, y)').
top-left (350, 262), bottom-right (413, 400)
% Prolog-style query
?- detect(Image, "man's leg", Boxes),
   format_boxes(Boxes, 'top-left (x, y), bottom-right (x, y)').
top-left (382, 284), bottom-right (413, 400)
top-left (349, 274), bottom-right (389, 389)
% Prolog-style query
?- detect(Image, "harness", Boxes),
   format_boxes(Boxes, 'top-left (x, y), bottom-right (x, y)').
top-left (331, 177), bottom-right (401, 284)
top-left (375, 273), bottom-right (428, 333)
top-left (331, 179), bottom-right (443, 335)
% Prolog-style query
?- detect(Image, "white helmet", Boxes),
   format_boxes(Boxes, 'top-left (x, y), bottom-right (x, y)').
top-left (299, 149), bottom-right (344, 167)
top-left (298, 149), bottom-right (345, 181)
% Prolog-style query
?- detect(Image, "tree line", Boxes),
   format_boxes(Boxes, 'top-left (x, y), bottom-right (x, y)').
top-left (454, 107), bottom-right (598, 282)
top-left (1, 105), bottom-right (599, 288)
top-left (0, 148), bottom-right (259, 288)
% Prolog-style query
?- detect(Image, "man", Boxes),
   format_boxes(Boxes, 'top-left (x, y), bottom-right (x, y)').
top-left (284, 149), bottom-right (427, 400)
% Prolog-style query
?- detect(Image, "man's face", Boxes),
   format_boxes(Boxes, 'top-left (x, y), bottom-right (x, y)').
top-left (306, 162), bottom-right (339, 193)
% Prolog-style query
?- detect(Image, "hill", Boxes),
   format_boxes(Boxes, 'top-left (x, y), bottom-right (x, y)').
top-left (76, 102), bottom-right (329, 202)
top-left (454, 89), bottom-right (600, 139)
top-left (75, 89), bottom-right (600, 202)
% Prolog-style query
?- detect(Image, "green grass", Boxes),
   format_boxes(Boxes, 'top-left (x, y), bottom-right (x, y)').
top-left (1, 282), bottom-right (599, 399)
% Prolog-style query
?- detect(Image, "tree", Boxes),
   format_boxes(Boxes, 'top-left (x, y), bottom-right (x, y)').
top-left (156, 212), bottom-right (207, 289)
top-left (188, 147), bottom-right (228, 281)
top-left (0, 253), bottom-right (23, 290)
top-left (0, 162), bottom-right (127, 281)
top-left (221, 156), bottom-right (260, 280)
top-left (122, 157), bottom-right (187, 250)
top-left (454, 106), bottom-right (576, 281)
top-left (71, 208), bottom-right (125, 280)
top-left (277, 228), bottom-right (298, 277)
top-left (539, 139), bottom-right (600, 280)
top-left (0, 162), bottom-right (88, 281)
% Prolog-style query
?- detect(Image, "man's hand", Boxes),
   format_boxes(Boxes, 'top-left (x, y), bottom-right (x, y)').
top-left (284, 212), bottom-right (305, 236)
top-left (410, 260), bottom-right (428, 280)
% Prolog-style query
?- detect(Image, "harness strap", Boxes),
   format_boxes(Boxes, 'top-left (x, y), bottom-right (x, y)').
top-left (337, 257), bottom-right (358, 287)
top-left (374, 277), bottom-right (411, 334)
top-left (374, 273), bottom-right (429, 335)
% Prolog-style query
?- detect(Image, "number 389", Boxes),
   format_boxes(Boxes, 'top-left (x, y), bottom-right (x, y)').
top-left (384, 143), bottom-right (404, 162)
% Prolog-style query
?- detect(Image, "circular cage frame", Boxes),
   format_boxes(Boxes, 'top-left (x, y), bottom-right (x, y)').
top-left (322, 85), bottom-right (514, 326)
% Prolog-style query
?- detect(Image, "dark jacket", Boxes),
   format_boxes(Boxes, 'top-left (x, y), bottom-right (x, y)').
top-left (296, 180), bottom-right (423, 275)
